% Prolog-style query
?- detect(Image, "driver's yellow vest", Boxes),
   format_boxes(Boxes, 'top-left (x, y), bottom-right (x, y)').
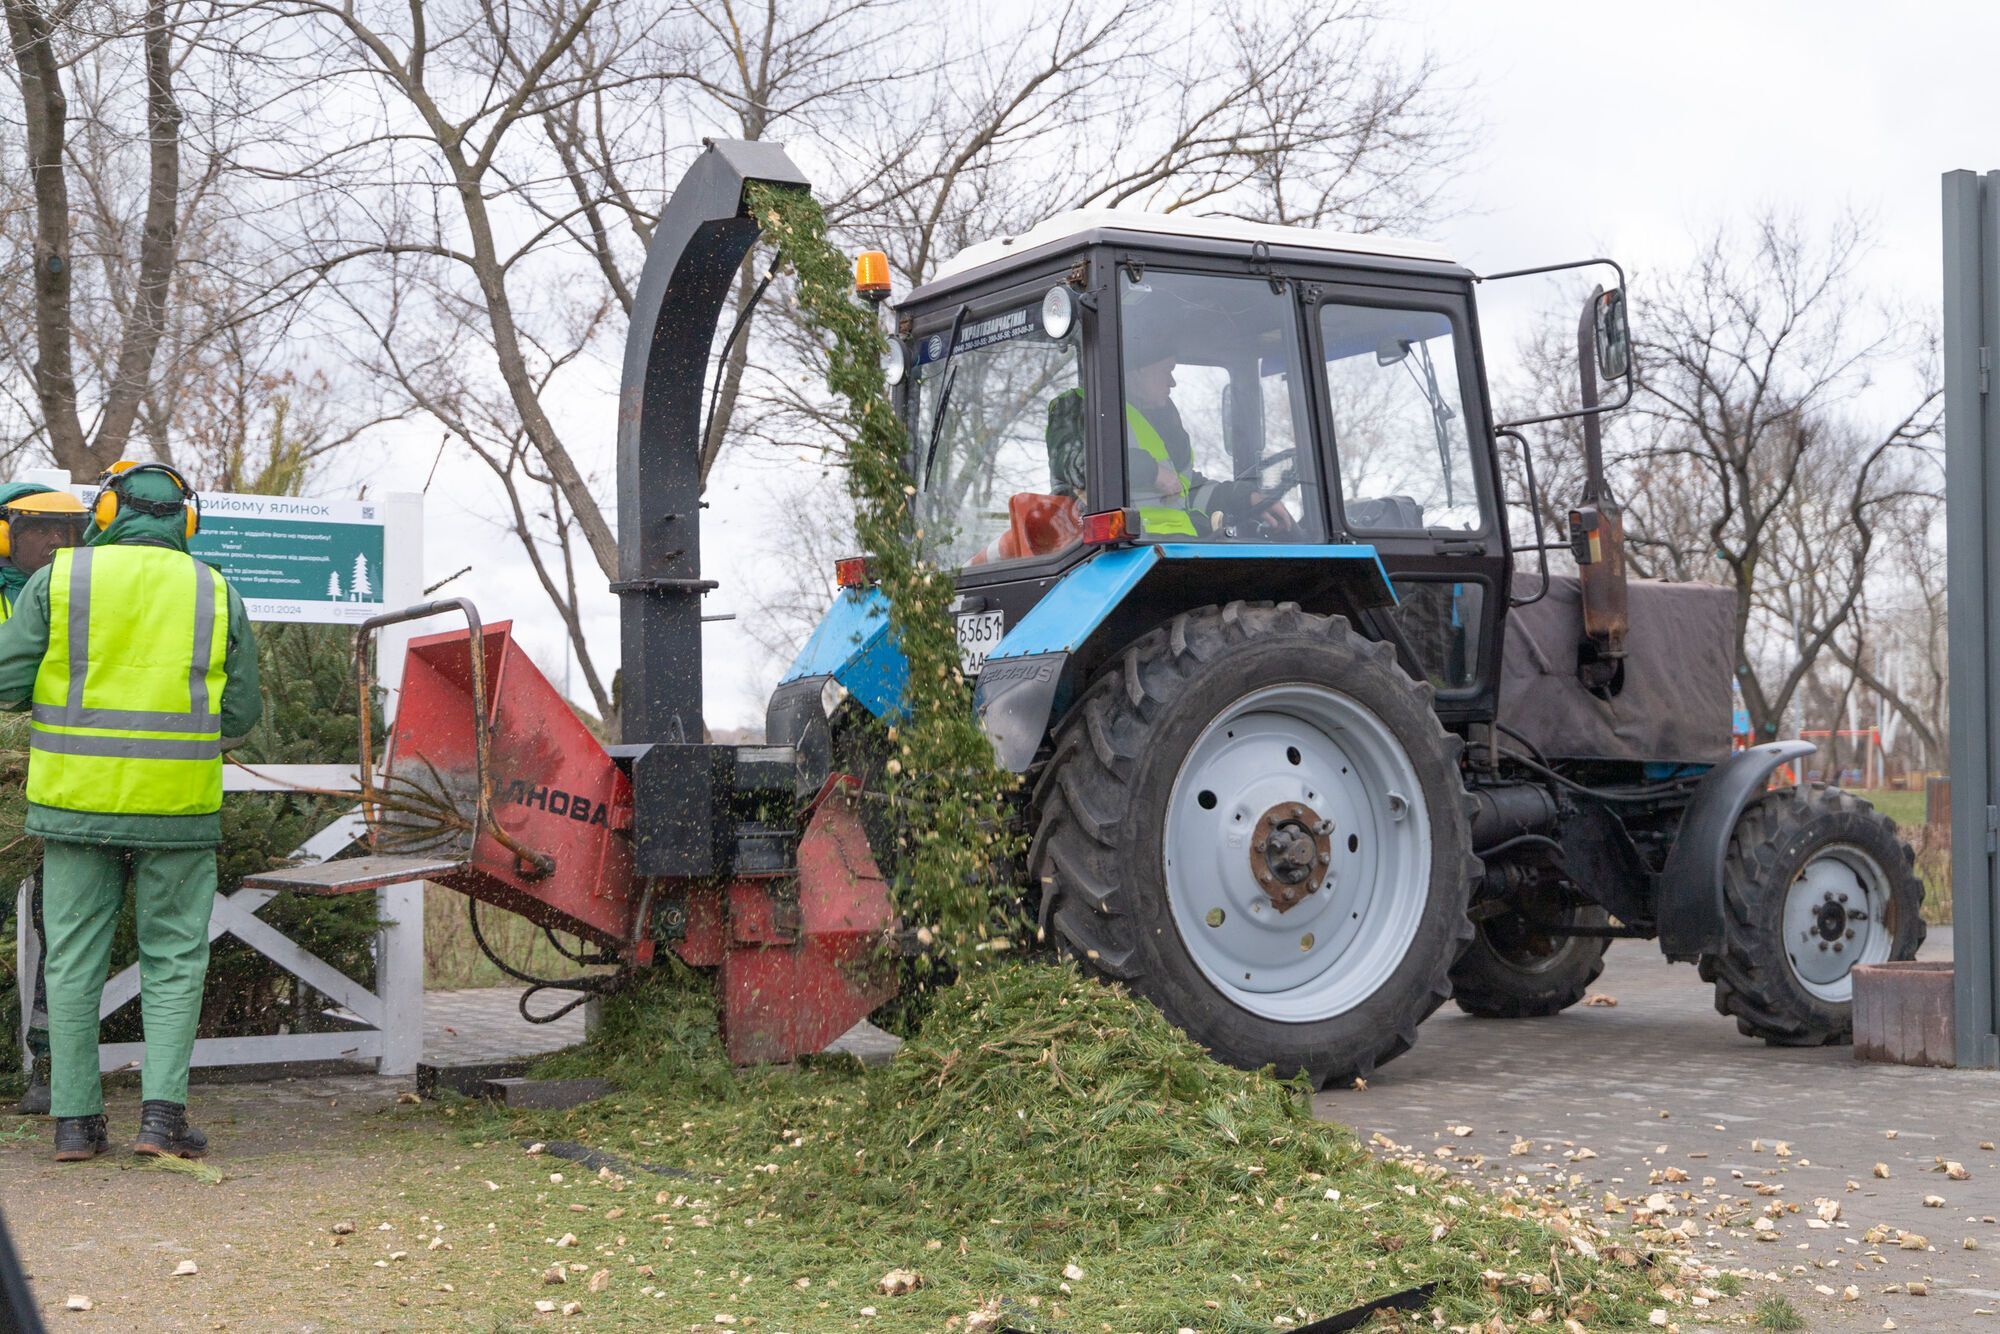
top-left (28, 546), bottom-right (229, 816)
top-left (1125, 404), bottom-right (1199, 537)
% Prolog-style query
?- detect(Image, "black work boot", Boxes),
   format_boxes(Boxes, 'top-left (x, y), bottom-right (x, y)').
top-left (133, 1100), bottom-right (208, 1159)
top-left (52, 1114), bottom-right (108, 1162)
top-left (17, 1055), bottom-right (51, 1116)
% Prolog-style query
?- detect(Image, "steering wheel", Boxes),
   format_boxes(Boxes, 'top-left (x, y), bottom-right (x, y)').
top-left (1204, 452), bottom-right (1301, 540)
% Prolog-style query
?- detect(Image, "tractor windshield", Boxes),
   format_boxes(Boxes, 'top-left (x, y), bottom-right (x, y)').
top-left (913, 302), bottom-right (1084, 569)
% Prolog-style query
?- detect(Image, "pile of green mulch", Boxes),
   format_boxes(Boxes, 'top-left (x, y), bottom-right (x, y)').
top-left (425, 963), bottom-right (1678, 1331)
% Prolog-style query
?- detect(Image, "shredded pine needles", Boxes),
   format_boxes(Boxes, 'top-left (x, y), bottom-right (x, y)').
top-left (746, 180), bottom-right (1024, 969)
top-left (416, 964), bottom-right (1676, 1331)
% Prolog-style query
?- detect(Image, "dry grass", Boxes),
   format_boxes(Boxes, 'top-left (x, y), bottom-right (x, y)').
top-left (1849, 789), bottom-right (1951, 926)
top-left (421, 889), bottom-right (601, 989)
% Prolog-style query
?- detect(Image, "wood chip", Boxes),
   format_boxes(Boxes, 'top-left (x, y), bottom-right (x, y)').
top-left (66, 1296), bottom-right (93, 1312)
top-left (1583, 993), bottom-right (1617, 1007)
top-left (173, 1260), bottom-right (198, 1277)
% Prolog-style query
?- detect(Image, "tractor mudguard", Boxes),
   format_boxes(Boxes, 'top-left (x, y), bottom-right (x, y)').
top-left (975, 542), bottom-right (1395, 771)
top-left (775, 585), bottom-right (907, 718)
top-left (1654, 739), bottom-right (1815, 958)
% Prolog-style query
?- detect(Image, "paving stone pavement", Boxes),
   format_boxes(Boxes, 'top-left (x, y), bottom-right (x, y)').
top-left (1314, 927), bottom-right (2000, 1331)
top-left (420, 984), bottom-right (588, 1066)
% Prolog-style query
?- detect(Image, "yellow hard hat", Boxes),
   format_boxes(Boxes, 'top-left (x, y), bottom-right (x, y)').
top-left (4, 491), bottom-right (87, 516)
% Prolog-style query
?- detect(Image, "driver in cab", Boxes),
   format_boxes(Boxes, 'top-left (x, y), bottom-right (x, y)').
top-left (1122, 319), bottom-right (1293, 539)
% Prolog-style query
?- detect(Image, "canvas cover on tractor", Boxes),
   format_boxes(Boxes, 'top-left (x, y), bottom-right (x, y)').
top-left (1498, 575), bottom-right (1735, 765)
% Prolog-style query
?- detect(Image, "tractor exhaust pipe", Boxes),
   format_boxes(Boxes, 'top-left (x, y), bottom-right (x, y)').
top-left (1569, 286), bottom-right (1629, 696)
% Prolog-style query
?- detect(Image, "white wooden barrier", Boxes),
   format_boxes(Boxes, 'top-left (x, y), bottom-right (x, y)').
top-left (11, 481), bottom-right (430, 1083)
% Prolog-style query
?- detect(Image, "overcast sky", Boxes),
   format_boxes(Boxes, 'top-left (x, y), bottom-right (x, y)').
top-left (316, 0), bottom-right (1999, 733)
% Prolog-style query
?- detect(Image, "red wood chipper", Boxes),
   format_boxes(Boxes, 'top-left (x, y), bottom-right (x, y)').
top-left (247, 141), bottom-right (900, 1064)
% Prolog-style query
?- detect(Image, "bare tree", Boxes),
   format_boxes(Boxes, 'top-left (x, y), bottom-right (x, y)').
top-left (3, 0), bottom-right (184, 475)
top-left (248, 0), bottom-right (1465, 707)
top-left (1, 0), bottom-right (381, 492)
top-left (1611, 214), bottom-right (1938, 741)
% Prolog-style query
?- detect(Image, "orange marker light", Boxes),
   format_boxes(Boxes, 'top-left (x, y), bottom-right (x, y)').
top-left (834, 555), bottom-right (874, 589)
top-left (1080, 509), bottom-right (1130, 546)
top-left (854, 250), bottom-right (892, 304)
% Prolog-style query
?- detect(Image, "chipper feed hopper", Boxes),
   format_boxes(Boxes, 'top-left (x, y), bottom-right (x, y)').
top-left (256, 136), bottom-right (1926, 1084)
top-left (248, 140), bottom-right (900, 1064)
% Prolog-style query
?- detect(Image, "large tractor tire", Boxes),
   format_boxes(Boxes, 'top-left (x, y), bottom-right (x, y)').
top-left (1698, 787), bottom-right (1925, 1046)
top-left (1030, 601), bottom-right (1478, 1087)
top-left (1452, 900), bottom-right (1611, 1018)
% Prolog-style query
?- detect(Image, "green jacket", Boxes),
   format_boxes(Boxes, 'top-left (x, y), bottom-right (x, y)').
top-left (0, 503), bottom-right (263, 848)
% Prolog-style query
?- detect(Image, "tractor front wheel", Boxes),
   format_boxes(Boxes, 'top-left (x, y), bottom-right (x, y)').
top-left (1699, 787), bottom-right (1925, 1046)
top-left (1451, 896), bottom-right (1611, 1018)
top-left (1030, 602), bottom-right (1477, 1087)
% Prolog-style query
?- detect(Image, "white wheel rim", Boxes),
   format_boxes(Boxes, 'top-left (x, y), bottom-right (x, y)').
top-left (1782, 842), bottom-right (1893, 1003)
top-left (1163, 683), bottom-right (1431, 1023)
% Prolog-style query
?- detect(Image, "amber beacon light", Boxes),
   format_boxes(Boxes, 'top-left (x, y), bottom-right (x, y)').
top-left (853, 249), bottom-right (892, 303)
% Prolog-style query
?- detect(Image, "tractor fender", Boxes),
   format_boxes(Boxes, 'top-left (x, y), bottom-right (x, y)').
top-left (1654, 739), bottom-right (1815, 958)
top-left (974, 543), bottom-right (1395, 772)
top-left (773, 585), bottom-right (906, 719)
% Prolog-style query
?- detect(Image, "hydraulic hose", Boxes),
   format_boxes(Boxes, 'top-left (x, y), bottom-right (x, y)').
top-left (467, 898), bottom-right (628, 1025)
top-left (1496, 748), bottom-right (1702, 805)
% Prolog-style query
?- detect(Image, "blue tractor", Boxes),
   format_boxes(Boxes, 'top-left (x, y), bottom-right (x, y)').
top-left (765, 171), bottom-right (1925, 1086)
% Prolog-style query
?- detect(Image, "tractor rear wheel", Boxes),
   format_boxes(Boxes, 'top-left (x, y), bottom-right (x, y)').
top-left (1030, 601), bottom-right (1477, 1087)
top-left (1452, 897), bottom-right (1610, 1018)
top-left (1698, 787), bottom-right (1925, 1046)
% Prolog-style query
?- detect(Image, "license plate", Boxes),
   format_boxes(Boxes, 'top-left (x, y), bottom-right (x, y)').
top-left (956, 610), bottom-right (1006, 677)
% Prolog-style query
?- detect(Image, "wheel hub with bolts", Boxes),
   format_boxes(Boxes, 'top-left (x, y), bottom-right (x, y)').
top-left (1784, 843), bottom-right (1891, 1001)
top-left (1249, 802), bottom-right (1333, 910)
top-left (1164, 682), bottom-right (1430, 1022)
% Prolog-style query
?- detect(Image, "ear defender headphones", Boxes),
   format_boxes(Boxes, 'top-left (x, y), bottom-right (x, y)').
top-left (0, 490), bottom-right (88, 560)
top-left (92, 461), bottom-right (201, 539)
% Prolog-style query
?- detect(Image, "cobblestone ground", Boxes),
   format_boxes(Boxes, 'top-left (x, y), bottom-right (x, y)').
top-left (1316, 929), bottom-right (2000, 1332)
top-left (421, 983), bottom-right (588, 1064)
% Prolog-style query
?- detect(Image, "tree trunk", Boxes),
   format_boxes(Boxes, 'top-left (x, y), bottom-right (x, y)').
top-left (3, 0), bottom-right (90, 472)
top-left (91, 0), bottom-right (184, 466)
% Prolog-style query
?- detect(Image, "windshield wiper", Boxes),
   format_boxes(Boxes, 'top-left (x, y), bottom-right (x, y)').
top-left (1403, 341), bottom-right (1459, 507)
top-left (920, 303), bottom-right (971, 489)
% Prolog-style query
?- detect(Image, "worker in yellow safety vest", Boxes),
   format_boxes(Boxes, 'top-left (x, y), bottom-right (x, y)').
top-left (1123, 326), bottom-right (1292, 537)
top-left (0, 484), bottom-right (89, 1117)
top-left (0, 463), bottom-right (262, 1161)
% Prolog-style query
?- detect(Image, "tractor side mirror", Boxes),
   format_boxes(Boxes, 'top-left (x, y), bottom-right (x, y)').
top-left (1593, 288), bottom-right (1630, 381)
top-left (1375, 337), bottom-right (1412, 367)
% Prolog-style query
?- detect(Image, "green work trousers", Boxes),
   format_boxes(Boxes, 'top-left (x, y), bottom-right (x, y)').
top-left (42, 841), bottom-right (216, 1117)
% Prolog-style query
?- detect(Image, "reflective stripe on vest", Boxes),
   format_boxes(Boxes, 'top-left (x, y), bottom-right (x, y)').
top-left (28, 546), bottom-right (229, 816)
top-left (1125, 404), bottom-right (1199, 537)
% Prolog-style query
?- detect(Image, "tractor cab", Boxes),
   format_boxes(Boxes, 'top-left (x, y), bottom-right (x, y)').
top-left (778, 211), bottom-right (1517, 773)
